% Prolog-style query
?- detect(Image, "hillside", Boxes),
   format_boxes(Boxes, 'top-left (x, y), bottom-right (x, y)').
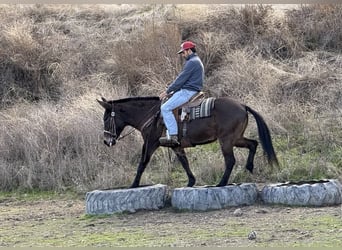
top-left (0, 4), bottom-right (341, 191)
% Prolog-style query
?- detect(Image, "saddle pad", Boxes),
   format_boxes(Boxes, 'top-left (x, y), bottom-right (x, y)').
top-left (189, 97), bottom-right (215, 120)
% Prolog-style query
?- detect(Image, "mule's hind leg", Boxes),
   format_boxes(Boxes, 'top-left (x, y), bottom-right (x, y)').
top-left (235, 138), bottom-right (258, 174)
top-left (173, 148), bottom-right (196, 187)
top-left (217, 140), bottom-right (236, 187)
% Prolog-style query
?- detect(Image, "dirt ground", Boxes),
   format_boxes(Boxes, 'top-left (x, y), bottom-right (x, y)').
top-left (0, 193), bottom-right (341, 247)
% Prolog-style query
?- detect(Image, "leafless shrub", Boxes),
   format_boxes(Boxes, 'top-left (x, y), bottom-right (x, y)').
top-left (110, 21), bottom-right (181, 96)
top-left (286, 4), bottom-right (342, 52)
top-left (202, 5), bottom-right (301, 60)
top-left (272, 51), bottom-right (342, 111)
top-left (206, 49), bottom-right (279, 102)
top-left (0, 18), bottom-right (62, 106)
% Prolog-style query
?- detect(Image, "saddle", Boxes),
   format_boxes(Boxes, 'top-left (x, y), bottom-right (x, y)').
top-left (173, 91), bottom-right (206, 122)
top-left (160, 92), bottom-right (215, 142)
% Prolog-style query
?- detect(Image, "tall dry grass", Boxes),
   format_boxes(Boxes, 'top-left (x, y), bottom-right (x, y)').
top-left (0, 4), bottom-right (341, 191)
top-left (0, 81), bottom-right (140, 191)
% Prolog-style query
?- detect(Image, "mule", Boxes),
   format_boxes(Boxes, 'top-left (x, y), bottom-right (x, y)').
top-left (97, 96), bottom-right (279, 188)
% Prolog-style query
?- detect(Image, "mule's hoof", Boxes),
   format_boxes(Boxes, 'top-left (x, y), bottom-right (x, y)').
top-left (187, 179), bottom-right (196, 187)
top-left (246, 164), bottom-right (254, 174)
top-left (216, 183), bottom-right (226, 187)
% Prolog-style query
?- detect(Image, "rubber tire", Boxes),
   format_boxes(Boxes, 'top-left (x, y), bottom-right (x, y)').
top-left (171, 183), bottom-right (258, 211)
top-left (86, 184), bottom-right (168, 214)
top-left (261, 179), bottom-right (342, 206)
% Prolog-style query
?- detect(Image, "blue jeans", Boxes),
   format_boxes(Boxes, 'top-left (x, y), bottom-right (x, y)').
top-left (161, 89), bottom-right (198, 135)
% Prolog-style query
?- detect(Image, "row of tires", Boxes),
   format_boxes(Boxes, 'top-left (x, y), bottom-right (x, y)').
top-left (86, 179), bottom-right (342, 214)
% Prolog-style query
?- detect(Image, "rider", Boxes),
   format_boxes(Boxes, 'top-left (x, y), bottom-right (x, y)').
top-left (159, 40), bottom-right (204, 145)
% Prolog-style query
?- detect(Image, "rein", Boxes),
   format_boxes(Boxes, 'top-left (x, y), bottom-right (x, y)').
top-left (117, 127), bottom-right (136, 141)
top-left (136, 103), bottom-right (161, 132)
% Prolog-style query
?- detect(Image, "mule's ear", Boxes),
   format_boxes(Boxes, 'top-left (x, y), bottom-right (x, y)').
top-left (97, 98), bottom-right (111, 110)
top-left (101, 97), bottom-right (107, 102)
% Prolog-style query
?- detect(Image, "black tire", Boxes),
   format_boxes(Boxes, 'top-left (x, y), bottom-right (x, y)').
top-left (261, 179), bottom-right (342, 206)
top-left (86, 184), bottom-right (168, 214)
top-left (171, 183), bottom-right (258, 211)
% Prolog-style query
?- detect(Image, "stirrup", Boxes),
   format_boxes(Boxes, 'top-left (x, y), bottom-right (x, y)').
top-left (159, 135), bottom-right (180, 146)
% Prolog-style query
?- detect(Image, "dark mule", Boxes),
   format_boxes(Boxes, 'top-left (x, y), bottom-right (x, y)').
top-left (97, 96), bottom-right (278, 188)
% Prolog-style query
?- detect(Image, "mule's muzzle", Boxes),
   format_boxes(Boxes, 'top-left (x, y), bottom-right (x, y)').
top-left (104, 137), bottom-right (116, 147)
top-left (103, 131), bottom-right (117, 147)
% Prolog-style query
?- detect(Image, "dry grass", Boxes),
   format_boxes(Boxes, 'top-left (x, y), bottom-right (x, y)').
top-left (0, 4), bottom-right (341, 191)
top-left (287, 4), bottom-right (342, 51)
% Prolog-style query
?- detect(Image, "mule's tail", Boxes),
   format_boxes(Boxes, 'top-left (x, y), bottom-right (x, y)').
top-left (246, 106), bottom-right (279, 167)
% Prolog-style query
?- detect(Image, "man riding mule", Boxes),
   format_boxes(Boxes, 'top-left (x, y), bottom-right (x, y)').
top-left (97, 40), bottom-right (279, 188)
top-left (159, 40), bottom-right (204, 146)
top-left (97, 95), bottom-right (279, 188)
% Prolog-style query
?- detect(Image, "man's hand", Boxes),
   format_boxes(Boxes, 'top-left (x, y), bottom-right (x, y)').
top-left (159, 91), bottom-right (168, 100)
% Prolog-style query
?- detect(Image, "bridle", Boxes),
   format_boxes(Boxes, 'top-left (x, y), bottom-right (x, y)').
top-left (103, 109), bottom-right (141, 145)
top-left (104, 108), bottom-right (117, 147)
top-left (104, 110), bottom-right (117, 138)
top-left (103, 101), bottom-right (161, 146)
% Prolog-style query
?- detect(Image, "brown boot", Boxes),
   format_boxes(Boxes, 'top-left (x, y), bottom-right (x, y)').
top-left (159, 135), bottom-right (180, 146)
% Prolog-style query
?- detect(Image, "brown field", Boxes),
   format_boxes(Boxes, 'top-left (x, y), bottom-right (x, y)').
top-left (0, 192), bottom-right (341, 247)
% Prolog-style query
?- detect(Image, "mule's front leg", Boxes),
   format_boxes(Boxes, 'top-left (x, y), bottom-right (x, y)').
top-left (130, 163), bottom-right (145, 188)
top-left (130, 141), bottom-right (159, 188)
top-left (173, 148), bottom-right (196, 187)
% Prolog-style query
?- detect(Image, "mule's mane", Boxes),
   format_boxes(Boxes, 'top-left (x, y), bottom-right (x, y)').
top-left (109, 96), bottom-right (160, 104)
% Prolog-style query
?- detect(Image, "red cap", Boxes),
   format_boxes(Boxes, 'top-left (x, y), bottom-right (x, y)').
top-left (177, 41), bottom-right (196, 54)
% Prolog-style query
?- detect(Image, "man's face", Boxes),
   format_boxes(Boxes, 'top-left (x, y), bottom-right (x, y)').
top-left (181, 49), bottom-right (190, 58)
